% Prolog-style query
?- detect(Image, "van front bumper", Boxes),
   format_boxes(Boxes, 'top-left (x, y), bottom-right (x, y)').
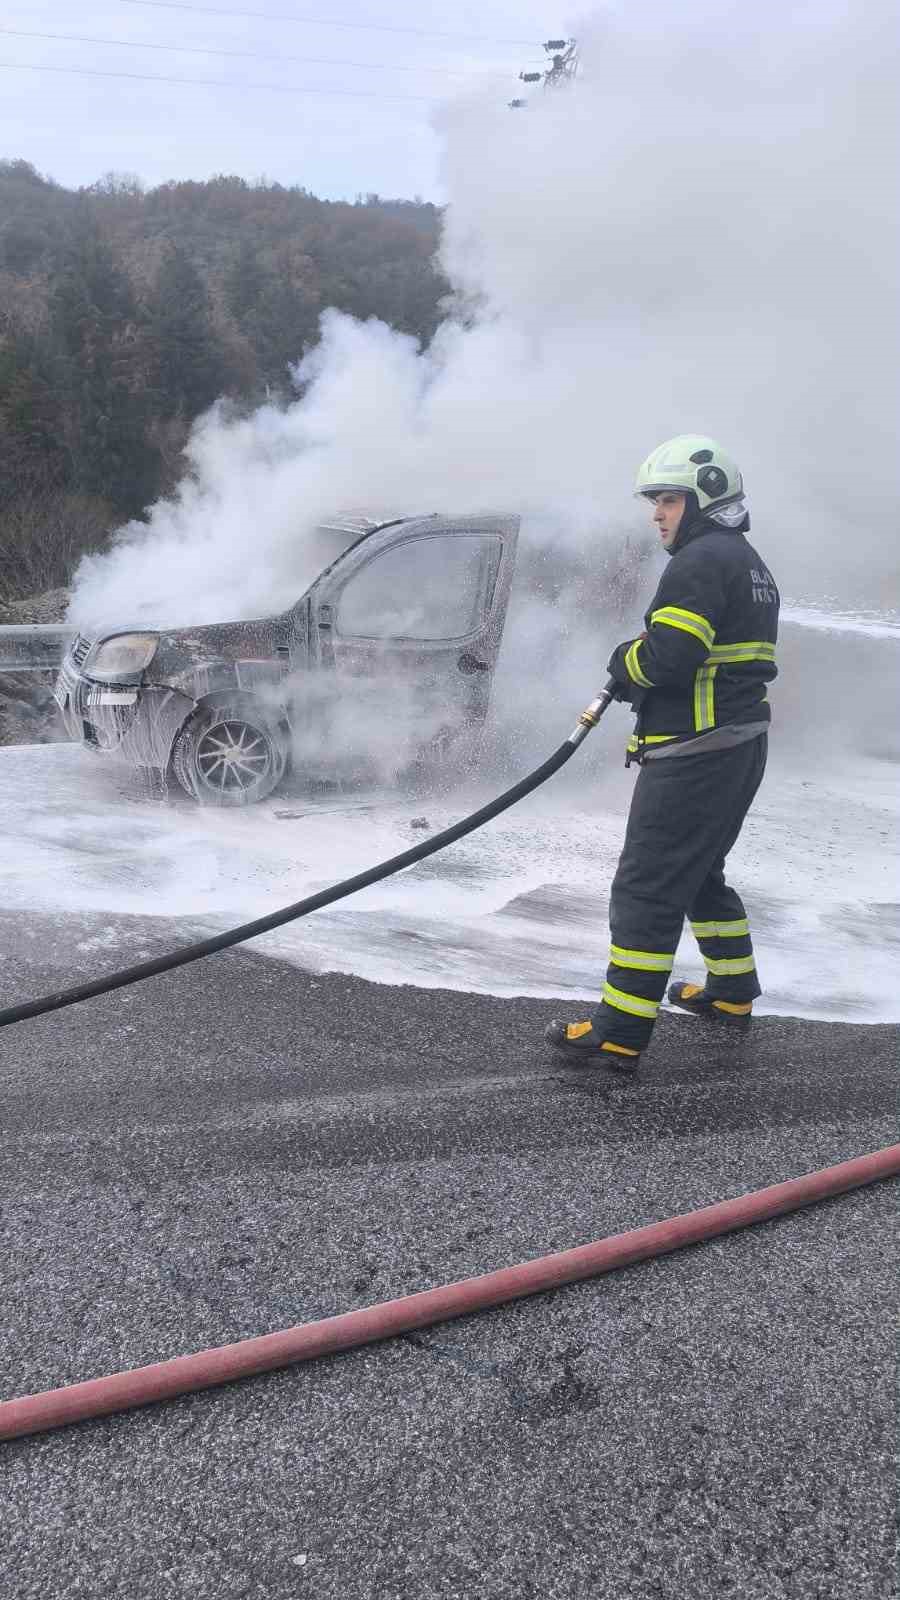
top-left (54, 663), bottom-right (195, 769)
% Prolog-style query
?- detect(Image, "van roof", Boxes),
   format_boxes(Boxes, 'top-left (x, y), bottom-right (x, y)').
top-left (315, 511), bottom-right (409, 539)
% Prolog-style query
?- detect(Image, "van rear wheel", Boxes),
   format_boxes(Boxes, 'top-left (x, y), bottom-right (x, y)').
top-left (172, 699), bottom-right (287, 806)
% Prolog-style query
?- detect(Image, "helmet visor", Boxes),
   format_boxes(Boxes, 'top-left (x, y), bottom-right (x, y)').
top-left (634, 483), bottom-right (687, 500)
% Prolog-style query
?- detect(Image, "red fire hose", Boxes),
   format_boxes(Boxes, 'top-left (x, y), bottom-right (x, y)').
top-left (2, 1143), bottom-right (897, 1442)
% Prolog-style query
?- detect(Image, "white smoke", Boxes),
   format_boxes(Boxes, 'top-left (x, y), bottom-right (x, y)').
top-left (69, 0), bottom-right (899, 773)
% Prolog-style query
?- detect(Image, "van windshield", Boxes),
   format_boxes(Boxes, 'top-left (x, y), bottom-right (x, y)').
top-left (293, 513), bottom-right (406, 601)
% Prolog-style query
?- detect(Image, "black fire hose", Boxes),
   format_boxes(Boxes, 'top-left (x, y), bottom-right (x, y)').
top-left (0, 684), bottom-right (618, 1029)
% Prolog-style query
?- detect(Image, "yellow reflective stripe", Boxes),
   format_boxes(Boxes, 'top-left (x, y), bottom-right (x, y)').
top-left (702, 955), bottom-right (757, 976)
top-left (650, 606), bottom-right (716, 650)
top-left (626, 734), bottom-right (677, 751)
top-left (693, 664), bottom-right (717, 731)
top-left (610, 945), bottom-right (675, 972)
top-left (624, 639), bottom-right (654, 688)
top-left (601, 982), bottom-right (660, 1019)
top-left (707, 640), bottom-right (775, 656)
top-left (706, 641), bottom-right (776, 665)
top-left (566, 1021), bottom-right (593, 1040)
top-left (707, 652), bottom-right (772, 665)
top-left (691, 918), bottom-right (750, 938)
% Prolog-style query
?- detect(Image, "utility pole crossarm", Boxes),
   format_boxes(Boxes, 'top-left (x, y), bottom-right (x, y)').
top-left (509, 33), bottom-right (578, 106)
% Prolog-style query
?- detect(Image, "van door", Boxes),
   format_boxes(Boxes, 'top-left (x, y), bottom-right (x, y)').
top-left (305, 514), bottom-right (519, 774)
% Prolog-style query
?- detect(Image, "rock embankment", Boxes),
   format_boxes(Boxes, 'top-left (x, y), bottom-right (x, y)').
top-left (0, 588), bottom-right (70, 626)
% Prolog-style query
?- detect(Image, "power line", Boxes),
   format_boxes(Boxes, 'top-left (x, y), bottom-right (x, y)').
top-left (0, 58), bottom-right (437, 101)
top-left (114, 0), bottom-right (543, 48)
top-left (0, 25), bottom-right (517, 77)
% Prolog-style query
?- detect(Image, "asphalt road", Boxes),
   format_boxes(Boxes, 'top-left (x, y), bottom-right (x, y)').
top-left (0, 909), bottom-right (896, 1600)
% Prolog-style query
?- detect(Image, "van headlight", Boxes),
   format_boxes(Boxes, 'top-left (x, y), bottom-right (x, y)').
top-left (88, 633), bottom-right (159, 681)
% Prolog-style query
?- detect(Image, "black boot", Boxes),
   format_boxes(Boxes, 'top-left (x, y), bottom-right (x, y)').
top-left (544, 1020), bottom-right (641, 1075)
top-left (667, 982), bottom-right (752, 1032)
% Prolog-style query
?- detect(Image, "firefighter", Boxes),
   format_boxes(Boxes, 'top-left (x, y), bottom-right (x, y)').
top-left (545, 435), bottom-right (779, 1073)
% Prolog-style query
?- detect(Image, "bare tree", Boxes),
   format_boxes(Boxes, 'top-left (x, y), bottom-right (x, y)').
top-left (0, 490), bottom-right (113, 601)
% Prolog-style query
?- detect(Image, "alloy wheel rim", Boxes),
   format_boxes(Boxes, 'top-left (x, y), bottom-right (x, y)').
top-left (195, 718), bottom-right (274, 794)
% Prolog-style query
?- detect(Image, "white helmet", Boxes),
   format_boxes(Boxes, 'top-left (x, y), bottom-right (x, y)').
top-left (635, 434), bottom-right (743, 513)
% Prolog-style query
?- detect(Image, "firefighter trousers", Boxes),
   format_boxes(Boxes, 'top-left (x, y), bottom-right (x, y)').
top-left (591, 733), bottom-right (767, 1052)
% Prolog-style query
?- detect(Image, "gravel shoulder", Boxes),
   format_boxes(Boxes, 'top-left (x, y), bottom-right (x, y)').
top-left (0, 910), bottom-right (897, 1600)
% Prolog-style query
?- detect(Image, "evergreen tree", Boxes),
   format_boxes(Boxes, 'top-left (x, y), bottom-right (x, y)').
top-left (0, 337), bottom-right (67, 505)
top-left (151, 244), bottom-right (227, 419)
top-left (248, 274), bottom-right (320, 390)
top-left (45, 212), bottom-right (160, 513)
top-left (224, 237), bottom-right (265, 323)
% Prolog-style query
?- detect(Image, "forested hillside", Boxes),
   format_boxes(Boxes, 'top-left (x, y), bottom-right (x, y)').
top-left (0, 158), bottom-right (446, 599)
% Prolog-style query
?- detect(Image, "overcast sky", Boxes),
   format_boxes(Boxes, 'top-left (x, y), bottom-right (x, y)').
top-left (0, 0), bottom-right (577, 198)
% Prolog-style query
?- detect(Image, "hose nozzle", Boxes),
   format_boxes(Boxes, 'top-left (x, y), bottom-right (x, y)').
top-left (567, 680), bottom-right (618, 746)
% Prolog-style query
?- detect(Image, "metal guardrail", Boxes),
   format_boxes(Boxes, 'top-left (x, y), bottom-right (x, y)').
top-left (0, 624), bottom-right (76, 673)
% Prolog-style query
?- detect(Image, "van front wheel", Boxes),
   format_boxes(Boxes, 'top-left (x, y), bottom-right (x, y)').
top-left (171, 699), bottom-right (288, 806)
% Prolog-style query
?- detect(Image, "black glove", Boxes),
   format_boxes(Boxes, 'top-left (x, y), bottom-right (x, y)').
top-left (607, 638), bottom-right (648, 708)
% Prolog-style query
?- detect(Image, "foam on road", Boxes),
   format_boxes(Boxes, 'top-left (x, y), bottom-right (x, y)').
top-left (0, 734), bottom-right (897, 1024)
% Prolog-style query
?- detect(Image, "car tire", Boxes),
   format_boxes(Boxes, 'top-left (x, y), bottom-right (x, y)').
top-left (171, 698), bottom-right (288, 806)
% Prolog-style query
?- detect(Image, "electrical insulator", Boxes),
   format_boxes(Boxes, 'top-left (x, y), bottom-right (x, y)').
top-left (508, 98), bottom-right (527, 108)
top-left (519, 72), bottom-right (542, 82)
top-left (544, 39), bottom-right (568, 51)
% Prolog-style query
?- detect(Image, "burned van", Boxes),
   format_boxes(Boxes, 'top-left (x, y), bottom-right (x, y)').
top-left (52, 513), bottom-right (519, 805)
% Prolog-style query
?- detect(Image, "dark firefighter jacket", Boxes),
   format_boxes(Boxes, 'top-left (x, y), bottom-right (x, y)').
top-left (608, 517), bottom-right (779, 763)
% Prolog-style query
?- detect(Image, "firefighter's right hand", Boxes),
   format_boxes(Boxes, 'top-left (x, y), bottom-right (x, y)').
top-left (607, 638), bottom-right (637, 688)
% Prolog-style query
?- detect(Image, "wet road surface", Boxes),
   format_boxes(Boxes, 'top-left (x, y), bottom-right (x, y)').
top-left (1, 910), bottom-right (896, 1600)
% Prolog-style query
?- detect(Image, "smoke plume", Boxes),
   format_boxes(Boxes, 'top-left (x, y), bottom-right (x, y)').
top-left (69, 0), bottom-right (899, 774)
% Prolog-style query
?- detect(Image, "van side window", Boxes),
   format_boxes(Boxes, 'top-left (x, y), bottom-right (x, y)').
top-left (336, 535), bottom-right (496, 641)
